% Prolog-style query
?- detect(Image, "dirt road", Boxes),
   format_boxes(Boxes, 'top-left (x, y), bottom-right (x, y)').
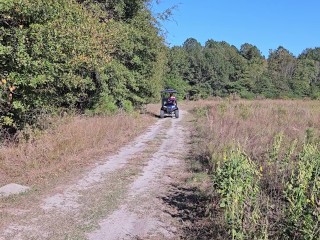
top-left (0, 110), bottom-right (190, 240)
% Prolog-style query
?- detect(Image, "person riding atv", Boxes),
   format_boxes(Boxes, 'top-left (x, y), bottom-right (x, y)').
top-left (160, 89), bottom-right (179, 118)
top-left (167, 93), bottom-right (176, 105)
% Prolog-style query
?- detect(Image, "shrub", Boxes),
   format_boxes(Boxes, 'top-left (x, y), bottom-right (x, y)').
top-left (90, 93), bottom-right (117, 115)
top-left (214, 148), bottom-right (261, 239)
top-left (122, 100), bottom-right (134, 113)
top-left (283, 144), bottom-right (320, 239)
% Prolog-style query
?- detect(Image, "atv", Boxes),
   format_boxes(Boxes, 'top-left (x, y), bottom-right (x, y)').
top-left (160, 89), bottom-right (179, 118)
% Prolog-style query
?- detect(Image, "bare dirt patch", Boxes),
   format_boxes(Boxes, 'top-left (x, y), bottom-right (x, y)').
top-left (0, 183), bottom-right (30, 197)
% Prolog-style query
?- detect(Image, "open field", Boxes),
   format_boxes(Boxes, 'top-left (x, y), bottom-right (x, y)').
top-left (190, 99), bottom-right (320, 239)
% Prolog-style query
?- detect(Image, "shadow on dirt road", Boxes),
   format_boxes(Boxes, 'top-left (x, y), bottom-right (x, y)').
top-left (161, 184), bottom-right (227, 239)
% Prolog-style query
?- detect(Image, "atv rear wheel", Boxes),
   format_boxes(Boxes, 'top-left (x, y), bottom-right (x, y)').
top-left (175, 110), bottom-right (179, 118)
top-left (160, 110), bottom-right (164, 118)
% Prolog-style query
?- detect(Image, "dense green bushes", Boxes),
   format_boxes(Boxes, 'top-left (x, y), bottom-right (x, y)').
top-left (1, 0), bottom-right (111, 131)
top-left (0, 0), bottom-right (167, 137)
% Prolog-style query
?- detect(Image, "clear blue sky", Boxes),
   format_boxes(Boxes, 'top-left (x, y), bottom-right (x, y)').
top-left (151, 0), bottom-right (320, 58)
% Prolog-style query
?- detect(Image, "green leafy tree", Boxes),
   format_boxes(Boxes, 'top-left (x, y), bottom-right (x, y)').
top-left (240, 43), bottom-right (264, 61)
top-left (165, 46), bottom-right (190, 98)
top-left (204, 40), bottom-right (248, 97)
top-left (239, 43), bottom-right (267, 98)
top-left (1, 0), bottom-right (114, 130)
top-left (181, 38), bottom-right (214, 98)
top-left (0, 0), bottom-right (167, 136)
top-left (101, 9), bottom-right (166, 106)
top-left (299, 48), bottom-right (320, 99)
top-left (267, 46), bottom-right (297, 98)
top-left (299, 47), bottom-right (320, 62)
top-left (290, 59), bottom-right (319, 97)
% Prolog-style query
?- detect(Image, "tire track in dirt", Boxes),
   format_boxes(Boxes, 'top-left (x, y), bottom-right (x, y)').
top-left (88, 111), bottom-right (188, 240)
top-left (42, 118), bottom-right (166, 212)
top-left (0, 110), bottom-right (189, 240)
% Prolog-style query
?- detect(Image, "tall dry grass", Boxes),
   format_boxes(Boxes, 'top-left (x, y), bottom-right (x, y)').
top-left (191, 99), bottom-right (320, 239)
top-left (193, 99), bottom-right (320, 167)
top-left (0, 111), bottom-right (157, 187)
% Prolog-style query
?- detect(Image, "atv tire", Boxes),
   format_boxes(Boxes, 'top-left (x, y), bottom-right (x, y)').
top-left (160, 110), bottom-right (164, 118)
top-left (175, 110), bottom-right (179, 118)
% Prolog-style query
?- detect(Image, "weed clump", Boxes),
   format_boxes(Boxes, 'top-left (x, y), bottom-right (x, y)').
top-left (214, 149), bottom-right (261, 239)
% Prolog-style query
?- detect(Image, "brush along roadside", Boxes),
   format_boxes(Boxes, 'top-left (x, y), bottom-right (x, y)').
top-left (0, 110), bottom-right (158, 199)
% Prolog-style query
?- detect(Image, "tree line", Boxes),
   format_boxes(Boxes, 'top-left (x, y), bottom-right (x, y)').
top-left (166, 38), bottom-right (320, 100)
top-left (1, 0), bottom-right (320, 137)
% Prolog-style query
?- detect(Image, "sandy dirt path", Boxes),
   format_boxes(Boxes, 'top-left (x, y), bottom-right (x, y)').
top-left (0, 110), bottom-right (189, 240)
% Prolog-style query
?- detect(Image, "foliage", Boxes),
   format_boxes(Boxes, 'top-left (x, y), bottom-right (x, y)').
top-left (214, 148), bottom-right (261, 239)
top-left (105, 10), bottom-right (167, 104)
top-left (165, 46), bottom-right (190, 99)
top-left (0, 0), bottom-right (167, 138)
top-left (283, 144), bottom-right (320, 239)
top-left (166, 38), bottom-right (320, 100)
top-left (2, 0), bottom-right (320, 139)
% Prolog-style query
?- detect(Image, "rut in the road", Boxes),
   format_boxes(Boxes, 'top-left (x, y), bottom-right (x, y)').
top-left (1, 111), bottom-right (189, 240)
